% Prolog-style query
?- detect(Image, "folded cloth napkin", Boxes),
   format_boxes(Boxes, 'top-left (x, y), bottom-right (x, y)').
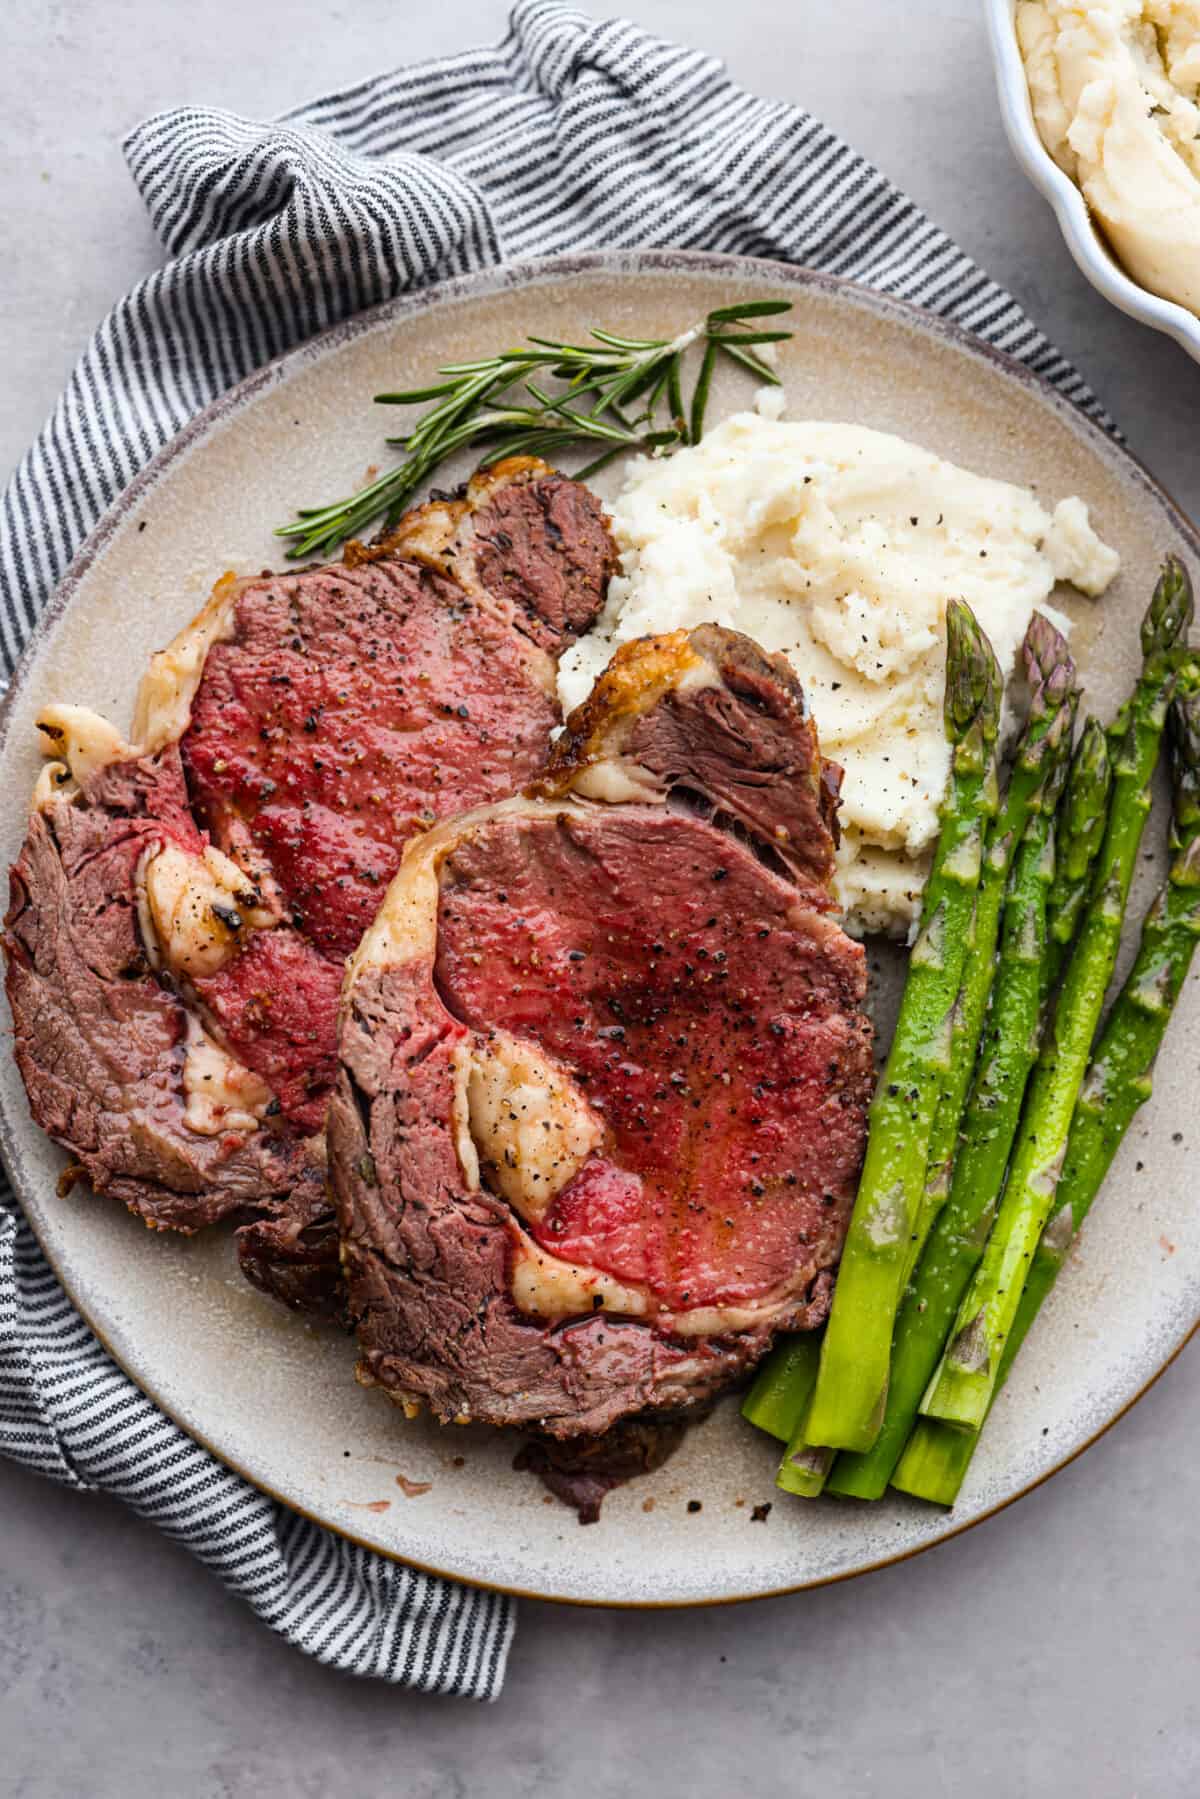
top-left (0, 0), bottom-right (1102, 1697)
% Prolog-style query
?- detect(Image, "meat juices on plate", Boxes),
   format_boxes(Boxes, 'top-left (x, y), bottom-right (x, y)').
top-left (5, 459), bottom-right (615, 1314)
top-left (331, 626), bottom-right (874, 1454)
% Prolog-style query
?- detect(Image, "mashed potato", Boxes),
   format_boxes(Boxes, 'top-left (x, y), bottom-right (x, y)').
top-left (1019, 0), bottom-right (1200, 315)
top-left (558, 415), bottom-right (1119, 936)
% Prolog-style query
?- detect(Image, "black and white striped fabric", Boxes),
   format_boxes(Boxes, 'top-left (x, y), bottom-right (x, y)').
top-left (0, 0), bottom-right (1099, 1694)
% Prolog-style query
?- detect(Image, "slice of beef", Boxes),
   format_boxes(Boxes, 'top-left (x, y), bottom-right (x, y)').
top-left (5, 747), bottom-right (310, 1231)
top-left (549, 622), bottom-right (844, 887)
top-left (5, 459), bottom-right (615, 1265)
top-left (330, 625), bottom-right (874, 1446)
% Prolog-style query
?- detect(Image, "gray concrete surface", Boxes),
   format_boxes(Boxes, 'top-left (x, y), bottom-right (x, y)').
top-left (1, 3), bottom-right (1197, 1793)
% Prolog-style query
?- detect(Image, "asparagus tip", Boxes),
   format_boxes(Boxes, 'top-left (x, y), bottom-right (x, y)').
top-left (1142, 555), bottom-right (1194, 659)
top-left (1075, 713), bottom-right (1109, 765)
top-left (944, 599), bottom-right (1003, 746)
top-left (1022, 612), bottom-right (1075, 712)
top-left (1169, 665), bottom-right (1200, 837)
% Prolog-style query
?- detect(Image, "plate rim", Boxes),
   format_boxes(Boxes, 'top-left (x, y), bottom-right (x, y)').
top-left (2, 246), bottom-right (1197, 1608)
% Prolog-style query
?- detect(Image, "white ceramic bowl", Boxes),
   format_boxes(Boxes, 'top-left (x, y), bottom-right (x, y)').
top-left (986, 0), bottom-right (1200, 362)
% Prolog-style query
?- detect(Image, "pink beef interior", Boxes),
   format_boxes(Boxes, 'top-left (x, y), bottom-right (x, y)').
top-left (435, 805), bottom-right (870, 1314)
top-left (183, 557), bottom-right (563, 964)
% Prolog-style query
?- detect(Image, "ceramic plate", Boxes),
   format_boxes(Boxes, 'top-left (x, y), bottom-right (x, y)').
top-left (1, 252), bottom-right (1197, 1606)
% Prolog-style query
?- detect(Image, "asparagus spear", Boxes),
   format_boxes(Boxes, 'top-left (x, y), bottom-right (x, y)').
top-left (894, 669), bottom-right (1200, 1504)
top-left (920, 558), bottom-right (1194, 1435)
top-left (887, 1407), bottom-right (971, 1503)
top-left (742, 1334), bottom-right (821, 1441)
top-left (1041, 717), bottom-right (1113, 999)
top-left (910, 620), bottom-right (1077, 1282)
top-left (827, 690), bottom-right (1073, 1499)
top-left (1037, 669), bottom-right (1200, 1290)
top-left (777, 1412), bottom-right (835, 1498)
top-left (804, 601), bottom-right (1003, 1454)
top-left (786, 629), bottom-right (1075, 1501)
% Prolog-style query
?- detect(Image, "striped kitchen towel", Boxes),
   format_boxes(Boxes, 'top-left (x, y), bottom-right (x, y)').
top-left (0, 0), bottom-right (1099, 1695)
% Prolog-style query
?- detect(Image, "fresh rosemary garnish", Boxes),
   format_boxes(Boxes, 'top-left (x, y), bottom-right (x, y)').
top-left (274, 300), bottom-right (793, 559)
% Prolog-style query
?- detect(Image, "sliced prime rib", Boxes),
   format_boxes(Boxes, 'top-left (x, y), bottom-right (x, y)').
top-left (6, 746), bottom-right (320, 1230)
top-left (5, 459), bottom-right (615, 1296)
top-left (330, 625), bottom-right (874, 1444)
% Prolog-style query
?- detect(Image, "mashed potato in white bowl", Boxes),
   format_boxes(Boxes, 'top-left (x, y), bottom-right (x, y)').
top-left (1018, 0), bottom-right (1200, 318)
top-left (558, 414), bottom-right (1119, 937)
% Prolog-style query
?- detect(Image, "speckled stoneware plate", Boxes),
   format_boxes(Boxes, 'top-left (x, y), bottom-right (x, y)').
top-left (2, 252), bottom-right (1197, 1607)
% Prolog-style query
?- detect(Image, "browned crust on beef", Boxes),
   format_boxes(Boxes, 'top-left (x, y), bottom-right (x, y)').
top-left (542, 625), bottom-right (844, 883)
top-left (348, 455), bottom-right (618, 653)
top-left (470, 461), bottom-right (621, 647)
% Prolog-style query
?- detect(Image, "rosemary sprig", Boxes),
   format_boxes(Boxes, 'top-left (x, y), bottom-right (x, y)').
top-left (274, 300), bottom-right (793, 559)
